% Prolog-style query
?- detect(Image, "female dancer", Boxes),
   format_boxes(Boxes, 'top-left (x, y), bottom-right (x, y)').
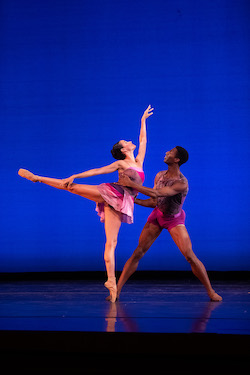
top-left (18, 105), bottom-right (154, 302)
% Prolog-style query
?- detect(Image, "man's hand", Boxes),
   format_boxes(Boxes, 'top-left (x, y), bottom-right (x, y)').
top-left (118, 173), bottom-right (134, 187)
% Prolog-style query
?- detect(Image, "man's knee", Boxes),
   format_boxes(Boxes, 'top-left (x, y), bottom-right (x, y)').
top-left (132, 246), bottom-right (146, 262)
top-left (184, 249), bottom-right (196, 265)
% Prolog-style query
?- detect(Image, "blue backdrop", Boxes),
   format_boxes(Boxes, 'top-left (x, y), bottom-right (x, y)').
top-left (1, 0), bottom-right (249, 272)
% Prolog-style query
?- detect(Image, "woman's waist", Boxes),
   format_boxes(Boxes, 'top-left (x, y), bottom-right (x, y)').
top-left (110, 183), bottom-right (138, 197)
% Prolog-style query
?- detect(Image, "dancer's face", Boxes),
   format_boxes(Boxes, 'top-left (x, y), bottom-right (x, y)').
top-left (120, 140), bottom-right (136, 154)
top-left (164, 148), bottom-right (179, 165)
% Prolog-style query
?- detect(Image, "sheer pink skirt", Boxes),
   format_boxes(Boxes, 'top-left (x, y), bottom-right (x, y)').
top-left (95, 183), bottom-right (135, 224)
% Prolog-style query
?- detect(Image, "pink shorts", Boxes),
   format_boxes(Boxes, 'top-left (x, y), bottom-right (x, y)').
top-left (147, 207), bottom-right (186, 231)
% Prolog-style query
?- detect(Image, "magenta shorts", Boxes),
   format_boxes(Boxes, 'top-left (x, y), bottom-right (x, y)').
top-left (147, 207), bottom-right (186, 231)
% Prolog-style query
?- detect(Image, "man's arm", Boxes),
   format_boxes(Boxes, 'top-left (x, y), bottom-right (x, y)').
top-left (119, 174), bottom-right (187, 198)
top-left (134, 171), bottom-right (160, 207)
top-left (134, 197), bottom-right (157, 208)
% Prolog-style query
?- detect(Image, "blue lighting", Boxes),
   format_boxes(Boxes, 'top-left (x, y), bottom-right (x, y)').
top-left (1, 0), bottom-right (249, 272)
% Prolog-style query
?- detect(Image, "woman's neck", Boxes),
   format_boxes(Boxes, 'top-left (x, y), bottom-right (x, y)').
top-left (125, 151), bottom-right (136, 164)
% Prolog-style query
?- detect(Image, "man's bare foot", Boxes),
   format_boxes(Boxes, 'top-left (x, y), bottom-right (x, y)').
top-left (208, 290), bottom-right (222, 302)
top-left (18, 169), bottom-right (39, 182)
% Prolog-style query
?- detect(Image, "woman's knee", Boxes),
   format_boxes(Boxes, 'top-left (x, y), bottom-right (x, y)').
top-left (104, 245), bottom-right (116, 264)
top-left (104, 239), bottom-right (118, 263)
top-left (106, 237), bottom-right (118, 248)
top-left (67, 183), bottom-right (76, 192)
top-left (104, 252), bottom-right (112, 264)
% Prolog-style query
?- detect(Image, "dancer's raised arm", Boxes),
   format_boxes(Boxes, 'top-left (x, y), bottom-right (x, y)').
top-left (135, 105), bottom-right (153, 167)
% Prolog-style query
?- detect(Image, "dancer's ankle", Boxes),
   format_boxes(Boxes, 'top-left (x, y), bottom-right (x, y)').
top-left (207, 288), bottom-right (222, 302)
top-left (104, 277), bottom-right (117, 303)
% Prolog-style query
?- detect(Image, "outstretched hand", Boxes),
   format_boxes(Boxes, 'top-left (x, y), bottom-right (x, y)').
top-left (118, 173), bottom-right (133, 187)
top-left (142, 105), bottom-right (154, 120)
top-left (62, 176), bottom-right (75, 188)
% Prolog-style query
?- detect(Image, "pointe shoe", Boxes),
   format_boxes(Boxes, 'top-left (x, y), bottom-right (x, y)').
top-left (104, 279), bottom-right (117, 303)
top-left (18, 169), bottom-right (38, 182)
top-left (106, 292), bottom-right (119, 302)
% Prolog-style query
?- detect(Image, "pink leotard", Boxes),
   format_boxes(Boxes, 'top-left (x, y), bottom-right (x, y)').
top-left (96, 167), bottom-right (145, 224)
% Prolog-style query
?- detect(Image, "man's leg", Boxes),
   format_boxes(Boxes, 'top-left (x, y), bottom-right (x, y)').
top-left (117, 222), bottom-right (162, 296)
top-left (169, 225), bottom-right (222, 301)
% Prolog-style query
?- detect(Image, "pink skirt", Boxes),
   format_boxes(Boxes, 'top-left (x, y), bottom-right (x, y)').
top-left (95, 183), bottom-right (135, 224)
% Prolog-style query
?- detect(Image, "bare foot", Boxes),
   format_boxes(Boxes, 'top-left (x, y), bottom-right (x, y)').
top-left (208, 290), bottom-right (222, 302)
top-left (18, 169), bottom-right (39, 182)
top-left (104, 279), bottom-right (117, 303)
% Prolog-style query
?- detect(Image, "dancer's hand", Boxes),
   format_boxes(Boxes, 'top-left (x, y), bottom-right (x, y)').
top-left (119, 173), bottom-right (133, 187)
top-left (62, 176), bottom-right (75, 188)
top-left (141, 105), bottom-right (154, 120)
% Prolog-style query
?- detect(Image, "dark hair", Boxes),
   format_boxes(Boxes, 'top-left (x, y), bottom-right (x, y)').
top-left (111, 142), bottom-right (126, 160)
top-left (175, 146), bottom-right (189, 166)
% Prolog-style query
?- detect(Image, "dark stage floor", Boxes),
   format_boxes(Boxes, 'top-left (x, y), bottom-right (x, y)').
top-left (0, 278), bottom-right (249, 334)
top-left (0, 277), bottom-right (249, 373)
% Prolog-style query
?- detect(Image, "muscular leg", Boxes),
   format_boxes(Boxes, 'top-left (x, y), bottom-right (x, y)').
top-left (18, 168), bottom-right (104, 203)
top-left (117, 222), bottom-right (162, 296)
top-left (169, 225), bottom-right (222, 301)
top-left (103, 205), bottom-right (122, 302)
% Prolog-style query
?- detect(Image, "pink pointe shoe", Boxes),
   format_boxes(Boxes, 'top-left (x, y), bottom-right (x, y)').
top-left (18, 169), bottom-right (38, 182)
top-left (104, 277), bottom-right (117, 303)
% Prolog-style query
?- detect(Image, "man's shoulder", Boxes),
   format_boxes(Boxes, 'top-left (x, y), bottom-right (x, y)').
top-left (154, 170), bottom-right (166, 180)
top-left (180, 172), bottom-right (188, 183)
top-left (179, 173), bottom-right (189, 192)
top-left (155, 170), bottom-right (167, 177)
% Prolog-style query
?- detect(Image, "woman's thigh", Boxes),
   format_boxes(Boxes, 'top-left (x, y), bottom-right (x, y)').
top-left (69, 183), bottom-right (104, 203)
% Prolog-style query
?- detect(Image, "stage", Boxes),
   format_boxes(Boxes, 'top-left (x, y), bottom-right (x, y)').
top-left (0, 273), bottom-right (249, 373)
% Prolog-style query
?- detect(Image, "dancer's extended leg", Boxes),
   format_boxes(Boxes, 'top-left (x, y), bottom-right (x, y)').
top-left (117, 222), bottom-right (162, 296)
top-left (103, 205), bottom-right (122, 302)
top-left (169, 225), bottom-right (222, 302)
top-left (18, 168), bottom-right (104, 203)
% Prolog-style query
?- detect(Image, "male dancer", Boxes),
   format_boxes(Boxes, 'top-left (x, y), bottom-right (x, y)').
top-left (118, 146), bottom-right (222, 302)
